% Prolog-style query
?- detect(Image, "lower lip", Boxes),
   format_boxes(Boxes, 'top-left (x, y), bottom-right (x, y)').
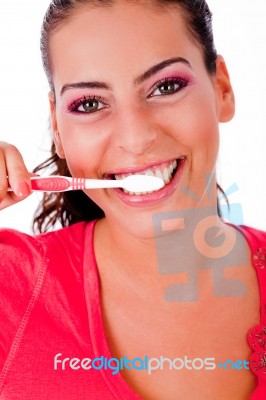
top-left (109, 158), bottom-right (186, 207)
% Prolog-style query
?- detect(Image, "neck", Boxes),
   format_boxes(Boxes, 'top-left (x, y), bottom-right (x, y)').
top-left (94, 206), bottom-right (237, 303)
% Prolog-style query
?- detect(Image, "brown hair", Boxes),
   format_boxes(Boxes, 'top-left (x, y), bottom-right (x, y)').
top-left (33, 0), bottom-right (227, 233)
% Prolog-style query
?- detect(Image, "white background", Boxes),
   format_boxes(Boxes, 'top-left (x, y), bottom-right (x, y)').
top-left (0, 0), bottom-right (265, 233)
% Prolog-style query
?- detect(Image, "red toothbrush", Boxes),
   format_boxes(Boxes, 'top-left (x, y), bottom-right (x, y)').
top-left (8, 175), bottom-right (164, 193)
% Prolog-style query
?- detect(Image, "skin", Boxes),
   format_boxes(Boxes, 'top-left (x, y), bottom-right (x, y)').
top-left (0, 141), bottom-right (32, 207)
top-left (49, 2), bottom-right (234, 235)
top-left (0, 2), bottom-right (260, 399)
top-left (47, 1), bottom-right (238, 278)
top-left (47, 5), bottom-right (260, 398)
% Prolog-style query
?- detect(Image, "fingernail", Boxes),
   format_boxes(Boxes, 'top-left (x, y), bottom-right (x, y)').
top-left (16, 181), bottom-right (31, 197)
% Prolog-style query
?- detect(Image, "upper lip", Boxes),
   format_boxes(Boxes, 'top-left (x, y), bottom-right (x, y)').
top-left (103, 156), bottom-right (185, 178)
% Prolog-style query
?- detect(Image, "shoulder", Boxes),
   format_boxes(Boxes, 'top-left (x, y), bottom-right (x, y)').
top-left (0, 228), bottom-right (47, 372)
top-left (0, 220), bottom-right (96, 293)
top-left (35, 220), bottom-right (90, 254)
top-left (0, 220), bottom-right (97, 290)
top-left (0, 221), bottom-right (86, 259)
top-left (0, 227), bottom-right (45, 286)
top-left (0, 220), bottom-right (96, 370)
top-left (0, 220), bottom-right (95, 278)
top-left (235, 224), bottom-right (266, 249)
top-left (232, 224), bottom-right (266, 273)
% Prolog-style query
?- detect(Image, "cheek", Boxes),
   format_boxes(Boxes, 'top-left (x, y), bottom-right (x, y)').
top-left (154, 92), bottom-right (219, 150)
top-left (57, 123), bottom-right (106, 177)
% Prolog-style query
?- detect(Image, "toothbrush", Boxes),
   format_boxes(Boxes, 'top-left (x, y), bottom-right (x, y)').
top-left (8, 175), bottom-right (164, 193)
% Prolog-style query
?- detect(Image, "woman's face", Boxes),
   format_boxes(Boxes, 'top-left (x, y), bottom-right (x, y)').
top-left (49, 1), bottom-right (234, 238)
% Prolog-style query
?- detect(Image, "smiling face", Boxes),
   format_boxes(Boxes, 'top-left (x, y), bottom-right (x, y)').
top-left (48, 1), bottom-right (234, 238)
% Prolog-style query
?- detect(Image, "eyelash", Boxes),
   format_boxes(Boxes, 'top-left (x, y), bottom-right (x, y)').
top-left (149, 77), bottom-right (189, 98)
top-left (68, 95), bottom-right (107, 114)
top-left (67, 77), bottom-right (189, 114)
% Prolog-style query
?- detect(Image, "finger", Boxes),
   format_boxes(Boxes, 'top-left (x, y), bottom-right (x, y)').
top-left (6, 172), bottom-right (40, 204)
top-left (3, 143), bottom-right (31, 197)
top-left (0, 148), bottom-right (8, 201)
top-left (29, 172), bottom-right (40, 177)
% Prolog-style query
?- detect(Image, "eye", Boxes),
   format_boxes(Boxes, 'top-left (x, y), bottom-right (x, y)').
top-left (68, 96), bottom-right (106, 114)
top-left (149, 77), bottom-right (189, 98)
top-left (79, 99), bottom-right (102, 113)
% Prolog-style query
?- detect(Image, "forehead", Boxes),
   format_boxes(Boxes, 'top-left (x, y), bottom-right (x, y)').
top-left (49, 2), bottom-right (202, 86)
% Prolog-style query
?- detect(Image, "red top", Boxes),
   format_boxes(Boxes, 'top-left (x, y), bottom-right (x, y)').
top-left (0, 220), bottom-right (266, 399)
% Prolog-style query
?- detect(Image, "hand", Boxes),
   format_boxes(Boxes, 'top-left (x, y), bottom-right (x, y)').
top-left (0, 141), bottom-right (32, 210)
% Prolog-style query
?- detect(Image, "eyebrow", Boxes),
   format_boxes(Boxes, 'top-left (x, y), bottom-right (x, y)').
top-left (134, 57), bottom-right (192, 85)
top-left (60, 81), bottom-right (109, 96)
top-left (60, 57), bottom-right (191, 96)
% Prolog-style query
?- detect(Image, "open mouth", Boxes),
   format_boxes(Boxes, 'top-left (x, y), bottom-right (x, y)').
top-left (106, 156), bottom-right (186, 195)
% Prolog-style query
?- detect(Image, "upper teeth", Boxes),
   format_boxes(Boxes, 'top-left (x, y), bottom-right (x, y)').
top-left (114, 159), bottom-right (180, 195)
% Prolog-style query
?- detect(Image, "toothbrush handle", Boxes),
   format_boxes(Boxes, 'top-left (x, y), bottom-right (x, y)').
top-left (8, 176), bottom-right (120, 193)
top-left (30, 176), bottom-right (85, 192)
top-left (7, 176), bottom-right (86, 192)
top-left (30, 177), bottom-right (120, 191)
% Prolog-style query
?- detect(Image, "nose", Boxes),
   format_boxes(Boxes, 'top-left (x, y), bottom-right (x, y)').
top-left (112, 108), bottom-right (157, 155)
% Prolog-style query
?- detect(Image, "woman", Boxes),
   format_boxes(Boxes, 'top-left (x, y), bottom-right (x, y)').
top-left (0, 0), bottom-right (265, 399)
